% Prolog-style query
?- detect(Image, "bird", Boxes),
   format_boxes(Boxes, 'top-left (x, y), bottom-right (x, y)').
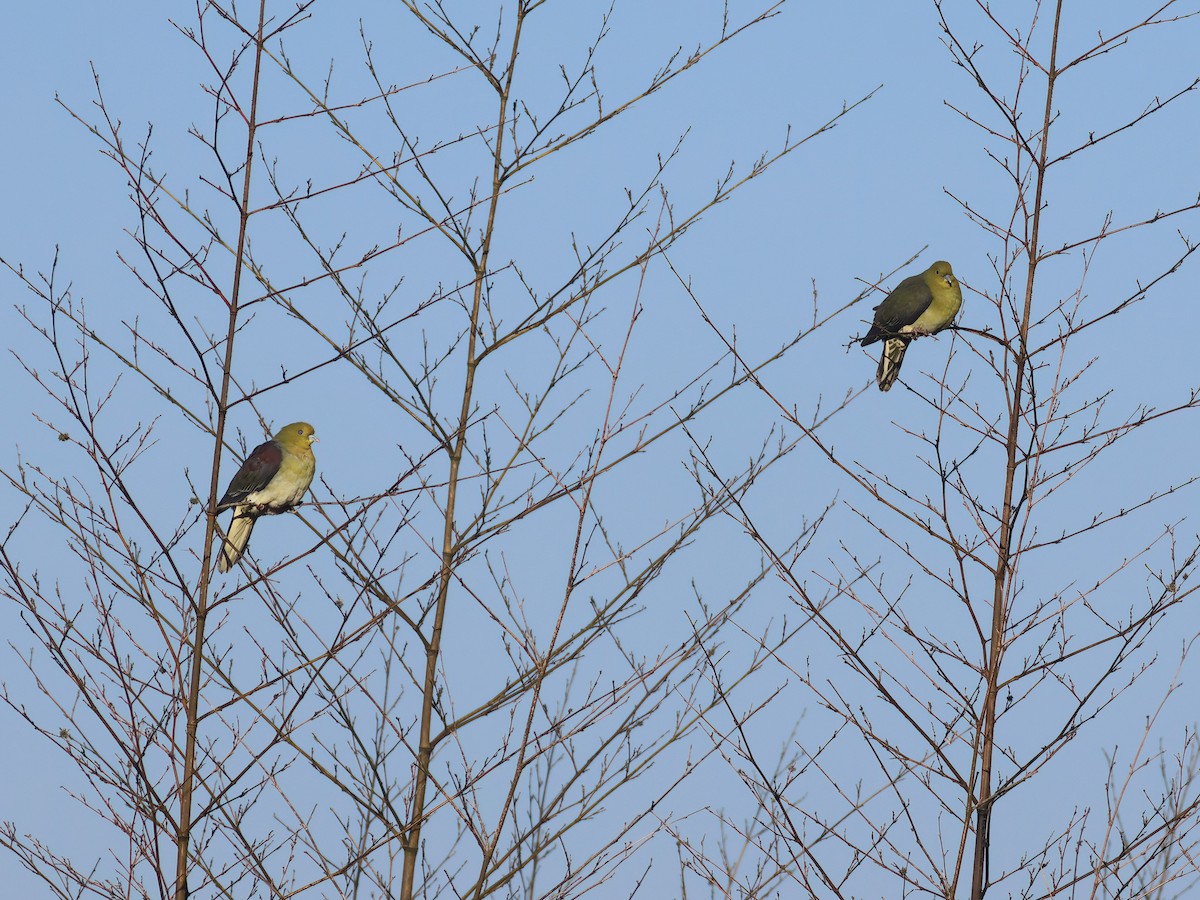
top-left (860, 260), bottom-right (963, 391)
top-left (214, 421), bottom-right (318, 573)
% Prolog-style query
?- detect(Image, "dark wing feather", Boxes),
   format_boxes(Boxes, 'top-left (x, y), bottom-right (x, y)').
top-left (861, 273), bottom-right (934, 346)
top-left (217, 439), bottom-right (283, 509)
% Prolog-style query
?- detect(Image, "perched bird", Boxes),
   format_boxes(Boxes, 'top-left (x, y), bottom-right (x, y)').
top-left (861, 260), bottom-right (963, 391)
top-left (215, 421), bottom-right (318, 573)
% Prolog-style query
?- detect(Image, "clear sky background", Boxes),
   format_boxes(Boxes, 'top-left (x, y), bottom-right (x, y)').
top-left (3, 1), bottom-right (1200, 897)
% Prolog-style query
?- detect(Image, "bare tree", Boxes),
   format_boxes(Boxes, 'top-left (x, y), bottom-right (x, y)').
top-left (682, 2), bottom-right (1200, 898)
top-left (1, 2), bottom-right (872, 898)
top-left (14, 3), bottom-right (1195, 900)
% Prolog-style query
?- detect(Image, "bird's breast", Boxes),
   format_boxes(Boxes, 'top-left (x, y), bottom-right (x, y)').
top-left (245, 453), bottom-right (314, 512)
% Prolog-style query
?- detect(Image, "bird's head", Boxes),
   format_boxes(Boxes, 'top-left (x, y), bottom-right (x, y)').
top-left (930, 260), bottom-right (957, 289)
top-left (275, 421), bottom-right (318, 451)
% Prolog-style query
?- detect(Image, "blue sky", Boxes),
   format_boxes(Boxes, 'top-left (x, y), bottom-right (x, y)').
top-left (3, 1), bottom-right (1200, 897)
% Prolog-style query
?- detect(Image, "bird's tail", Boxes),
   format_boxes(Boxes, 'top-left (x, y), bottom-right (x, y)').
top-left (217, 514), bottom-right (255, 573)
top-left (877, 337), bottom-right (908, 392)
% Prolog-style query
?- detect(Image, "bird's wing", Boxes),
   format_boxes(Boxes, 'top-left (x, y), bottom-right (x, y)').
top-left (862, 274), bottom-right (934, 345)
top-left (217, 439), bottom-right (283, 509)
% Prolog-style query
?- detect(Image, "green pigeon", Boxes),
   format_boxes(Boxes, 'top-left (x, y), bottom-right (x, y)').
top-left (215, 422), bottom-right (318, 573)
top-left (861, 260), bottom-right (963, 391)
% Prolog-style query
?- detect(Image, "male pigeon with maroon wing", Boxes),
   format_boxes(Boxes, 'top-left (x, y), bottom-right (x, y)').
top-left (215, 421), bottom-right (318, 573)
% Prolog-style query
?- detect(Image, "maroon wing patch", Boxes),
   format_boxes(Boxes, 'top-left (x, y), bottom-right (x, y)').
top-left (217, 439), bottom-right (283, 509)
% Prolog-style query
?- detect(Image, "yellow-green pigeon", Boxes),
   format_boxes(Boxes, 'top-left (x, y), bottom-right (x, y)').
top-left (861, 260), bottom-right (963, 391)
top-left (215, 422), bottom-right (318, 573)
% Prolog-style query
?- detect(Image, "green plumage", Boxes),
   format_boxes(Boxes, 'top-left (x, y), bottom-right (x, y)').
top-left (215, 421), bottom-right (318, 573)
top-left (861, 260), bottom-right (963, 391)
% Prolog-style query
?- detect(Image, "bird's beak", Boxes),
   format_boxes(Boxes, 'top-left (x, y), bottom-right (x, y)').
top-left (312, 436), bottom-right (320, 443)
